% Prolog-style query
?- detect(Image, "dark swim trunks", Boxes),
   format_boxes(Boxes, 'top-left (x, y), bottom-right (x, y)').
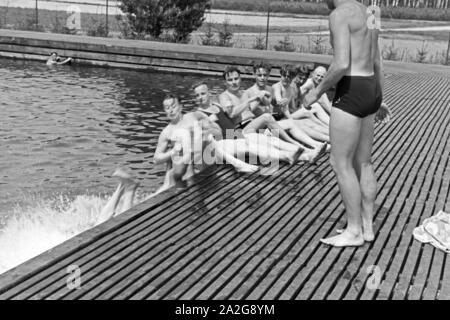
top-left (332, 75), bottom-right (382, 118)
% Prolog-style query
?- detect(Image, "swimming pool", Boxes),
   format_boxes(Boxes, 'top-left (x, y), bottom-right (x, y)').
top-left (0, 58), bottom-right (248, 273)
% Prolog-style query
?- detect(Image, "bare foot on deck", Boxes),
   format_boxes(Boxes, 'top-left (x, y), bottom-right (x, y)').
top-left (336, 223), bottom-right (374, 242)
top-left (236, 163), bottom-right (259, 173)
top-left (320, 230), bottom-right (364, 247)
top-left (303, 143), bottom-right (327, 164)
top-left (362, 219), bottom-right (375, 242)
top-left (288, 146), bottom-right (305, 165)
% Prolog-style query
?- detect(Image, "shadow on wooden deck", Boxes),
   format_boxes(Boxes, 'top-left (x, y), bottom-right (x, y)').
top-left (0, 71), bottom-right (449, 300)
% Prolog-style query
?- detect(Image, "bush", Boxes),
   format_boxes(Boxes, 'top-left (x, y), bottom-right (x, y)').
top-left (50, 13), bottom-right (77, 35)
top-left (252, 32), bottom-right (266, 50)
top-left (216, 17), bottom-right (233, 47)
top-left (86, 17), bottom-right (108, 37)
top-left (274, 35), bottom-right (296, 52)
top-left (16, 12), bottom-right (44, 32)
top-left (200, 21), bottom-right (217, 45)
top-left (119, 0), bottom-right (211, 43)
top-left (382, 40), bottom-right (400, 61)
top-left (414, 41), bottom-right (429, 63)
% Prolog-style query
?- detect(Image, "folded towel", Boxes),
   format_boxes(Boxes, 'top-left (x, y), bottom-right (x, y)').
top-left (413, 210), bottom-right (450, 253)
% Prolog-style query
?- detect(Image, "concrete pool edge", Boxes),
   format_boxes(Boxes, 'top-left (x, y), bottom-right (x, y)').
top-left (0, 29), bottom-right (449, 76)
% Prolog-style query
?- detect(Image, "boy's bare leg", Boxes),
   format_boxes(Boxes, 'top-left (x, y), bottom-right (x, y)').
top-left (298, 122), bottom-right (330, 142)
top-left (213, 139), bottom-right (259, 173)
top-left (97, 183), bottom-right (125, 225)
top-left (112, 168), bottom-right (139, 216)
top-left (243, 114), bottom-right (303, 148)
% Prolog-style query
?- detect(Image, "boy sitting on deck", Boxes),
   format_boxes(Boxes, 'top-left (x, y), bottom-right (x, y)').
top-left (193, 81), bottom-right (314, 165)
top-left (96, 94), bottom-right (261, 225)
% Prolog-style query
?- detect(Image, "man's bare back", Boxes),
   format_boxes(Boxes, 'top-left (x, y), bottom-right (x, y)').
top-left (333, 1), bottom-right (379, 76)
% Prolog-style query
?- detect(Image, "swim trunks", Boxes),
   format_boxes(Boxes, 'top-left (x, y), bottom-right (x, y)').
top-left (333, 75), bottom-right (382, 118)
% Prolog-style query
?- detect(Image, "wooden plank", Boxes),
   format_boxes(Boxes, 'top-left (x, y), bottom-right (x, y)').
top-left (395, 102), bottom-right (450, 300)
top-left (308, 75), bottom-right (436, 300)
top-left (256, 74), bottom-right (426, 298)
top-left (194, 162), bottom-right (338, 300)
top-left (58, 164), bottom-right (294, 300)
top-left (143, 164), bottom-right (313, 300)
top-left (335, 78), bottom-right (447, 299)
top-left (372, 88), bottom-right (450, 300)
top-left (438, 256), bottom-right (450, 300)
top-left (201, 164), bottom-right (335, 300)
top-left (356, 100), bottom-right (448, 297)
top-left (309, 76), bottom-right (442, 299)
top-left (116, 164), bottom-right (301, 300)
top-left (16, 167), bottom-right (256, 299)
top-left (0, 166), bottom-right (232, 298)
top-left (420, 250), bottom-right (445, 300)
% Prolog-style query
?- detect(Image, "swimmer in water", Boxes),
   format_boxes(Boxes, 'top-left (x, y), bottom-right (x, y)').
top-left (96, 94), bottom-right (262, 225)
top-left (46, 52), bottom-right (72, 66)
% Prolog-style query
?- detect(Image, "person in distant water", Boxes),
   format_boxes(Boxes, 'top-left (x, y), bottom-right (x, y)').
top-left (303, 0), bottom-right (391, 247)
top-left (46, 52), bottom-right (72, 66)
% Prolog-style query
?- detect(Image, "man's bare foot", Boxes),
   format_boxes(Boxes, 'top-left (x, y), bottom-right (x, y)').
top-left (320, 230), bottom-right (364, 247)
top-left (336, 222), bottom-right (374, 242)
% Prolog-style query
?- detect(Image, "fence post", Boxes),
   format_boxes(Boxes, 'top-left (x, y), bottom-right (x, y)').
top-left (265, 0), bottom-right (270, 50)
top-left (35, 0), bottom-right (38, 30)
top-left (446, 32), bottom-right (450, 65)
top-left (106, 0), bottom-right (109, 36)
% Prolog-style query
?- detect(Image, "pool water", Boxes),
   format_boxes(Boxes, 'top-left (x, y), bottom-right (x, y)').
top-left (0, 58), bottom-right (243, 274)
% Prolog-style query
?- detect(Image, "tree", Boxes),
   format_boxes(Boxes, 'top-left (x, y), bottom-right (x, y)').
top-left (274, 35), bottom-right (296, 52)
top-left (119, 0), bottom-right (211, 42)
top-left (217, 17), bottom-right (234, 47)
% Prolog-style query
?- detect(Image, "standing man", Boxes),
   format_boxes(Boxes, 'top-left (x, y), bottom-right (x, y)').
top-left (304, 0), bottom-right (390, 247)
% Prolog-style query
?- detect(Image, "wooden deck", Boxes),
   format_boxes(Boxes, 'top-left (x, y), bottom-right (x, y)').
top-left (0, 71), bottom-right (450, 300)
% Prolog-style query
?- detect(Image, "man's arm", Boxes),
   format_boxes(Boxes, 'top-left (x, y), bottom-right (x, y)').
top-left (219, 91), bottom-right (262, 119)
top-left (318, 93), bottom-right (332, 113)
top-left (153, 128), bottom-right (174, 164)
top-left (299, 78), bottom-right (315, 96)
top-left (374, 39), bottom-right (384, 95)
top-left (193, 111), bottom-right (223, 139)
top-left (305, 10), bottom-right (350, 105)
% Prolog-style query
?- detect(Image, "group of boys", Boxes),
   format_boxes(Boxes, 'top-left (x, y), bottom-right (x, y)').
top-left (153, 63), bottom-right (333, 192)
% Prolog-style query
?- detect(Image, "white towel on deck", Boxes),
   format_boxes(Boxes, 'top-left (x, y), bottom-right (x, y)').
top-left (413, 210), bottom-right (450, 253)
